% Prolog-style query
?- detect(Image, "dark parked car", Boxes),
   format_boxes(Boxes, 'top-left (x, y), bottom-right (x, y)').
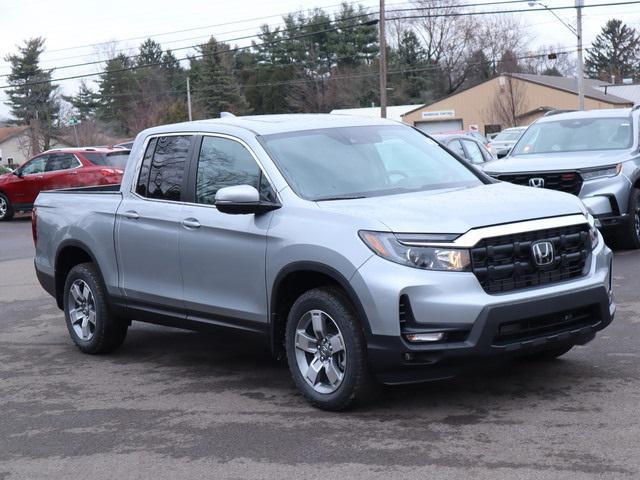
top-left (0, 147), bottom-right (129, 221)
top-left (432, 134), bottom-right (495, 165)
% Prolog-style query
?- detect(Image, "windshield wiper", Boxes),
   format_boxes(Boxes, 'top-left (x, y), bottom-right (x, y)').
top-left (314, 195), bottom-right (367, 201)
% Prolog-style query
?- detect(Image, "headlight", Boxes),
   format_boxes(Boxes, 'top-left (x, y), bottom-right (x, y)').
top-left (587, 213), bottom-right (599, 249)
top-left (359, 231), bottom-right (471, 271)
top-left (581, 164), bottom-right (622, 181)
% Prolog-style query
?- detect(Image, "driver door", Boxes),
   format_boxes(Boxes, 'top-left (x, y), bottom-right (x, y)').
top-left (14, 155), bottom-right (48, 205)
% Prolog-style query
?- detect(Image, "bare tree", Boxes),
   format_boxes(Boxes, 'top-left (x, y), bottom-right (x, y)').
top-left (487, 75), bottom-right (528, 128)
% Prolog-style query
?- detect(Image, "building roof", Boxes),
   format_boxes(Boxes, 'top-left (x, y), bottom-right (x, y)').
top-left (595, 84), bottom-right (640, 106)
top-left (402, 73), bottom-right (632, 118)
top-left (510, 73), bottom-right (631, 105)
top-left (0, 126), bottom-right (29, 144)
top-left (330, 104), bottom-right (423, 122)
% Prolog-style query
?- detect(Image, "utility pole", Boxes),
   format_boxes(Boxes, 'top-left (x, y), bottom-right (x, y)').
top-left (379, 0), bottom-right (387, 118)
top-left (576, 0), bottom-right (585, 110)
top-left (186, 76), bottom-right (193, 121)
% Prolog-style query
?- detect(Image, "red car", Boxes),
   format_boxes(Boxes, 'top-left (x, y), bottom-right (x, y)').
top-left (0, 147), bottom-right (129, 221)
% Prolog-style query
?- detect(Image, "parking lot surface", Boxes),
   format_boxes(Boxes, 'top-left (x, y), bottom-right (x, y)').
top-left (1, 219), bottom-right (639, 479)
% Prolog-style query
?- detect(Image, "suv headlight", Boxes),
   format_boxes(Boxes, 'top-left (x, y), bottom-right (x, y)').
top-left (359, 231), bottom-right (471, 271)
top-left (581, 164), bottom-right (622, 181)
top-left (587, 213), bottom-right (599, 249)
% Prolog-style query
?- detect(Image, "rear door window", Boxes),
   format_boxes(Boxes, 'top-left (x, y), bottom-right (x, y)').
top-left (139, 136), bottom-right (191, 201)
top-left (45, 154), bottom-right (80, 172)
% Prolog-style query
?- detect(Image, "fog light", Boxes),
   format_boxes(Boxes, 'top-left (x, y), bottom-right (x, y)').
top-left (405, 332), bottom-right (445, 343)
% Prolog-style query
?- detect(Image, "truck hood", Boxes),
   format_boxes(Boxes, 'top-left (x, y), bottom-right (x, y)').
top-left (482, 150), bottom-right (632, 174)
top-left (317, 182), bottom-right (585, 234)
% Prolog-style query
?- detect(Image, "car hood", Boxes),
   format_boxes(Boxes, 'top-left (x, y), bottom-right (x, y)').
top-left (317, 182), bottom-right (585, 234)
top-left (482, 150), bottom-right (632, 174)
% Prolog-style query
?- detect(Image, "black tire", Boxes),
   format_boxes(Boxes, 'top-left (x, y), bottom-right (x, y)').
top-left (63, 263), bottom-right (128, 354)
top-left (285, 287), bottom-right (379, 411)
top-left (0, 193), bottom-right (14, 221)
top-left (525, 344), bottom-right (573, 361)
top-left (619, 187), bottom-right (640, 250)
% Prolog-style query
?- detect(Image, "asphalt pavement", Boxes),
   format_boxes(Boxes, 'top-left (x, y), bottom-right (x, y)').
top-left (1, 219), bottom-right (639, 479)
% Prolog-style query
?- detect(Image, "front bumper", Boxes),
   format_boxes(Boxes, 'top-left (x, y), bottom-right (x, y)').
top-left (351, 235), bottom-right (615, 384)
top-left (367, 285), bottom-right (614, 384)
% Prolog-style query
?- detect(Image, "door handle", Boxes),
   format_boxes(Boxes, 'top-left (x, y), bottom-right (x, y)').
top-left (181, 218), bottom-right (200, 229)
top-left (69, 171), bottom-right (78, 175)
top-left (122, 211), bottom-right (140, 220)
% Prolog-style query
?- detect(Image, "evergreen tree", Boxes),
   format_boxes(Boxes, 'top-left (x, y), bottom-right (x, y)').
top-left (97, 53), bottom-right (137, 134)
top-left (137, 39), bottom-right (163, 66)
top-left (63, 80), bottom-right (100, 119)
top-left (4, 37), bottom-right (59, 153)
top-left (190, 37), bottom-right (248, 118)
top-left (585, 19), bottom-right (640, 84)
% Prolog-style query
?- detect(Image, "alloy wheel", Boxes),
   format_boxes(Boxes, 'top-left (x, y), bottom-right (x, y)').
top-left (634, 196), bottom-right (640, 241)
top-left (294, 309), bottom-right (347, 394)
top-left (68, 279), bottom-right (97, 341)
top-left (0, 197), bottom-right (7, 218)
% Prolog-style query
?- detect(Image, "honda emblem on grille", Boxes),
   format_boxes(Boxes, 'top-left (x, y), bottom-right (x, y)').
top-left (531, 241), bottom-right (554, 266)
top-left (529, 177), bottom-right (545, 188)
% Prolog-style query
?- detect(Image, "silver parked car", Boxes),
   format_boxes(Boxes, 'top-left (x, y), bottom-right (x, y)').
top-left (483, 108), bottom-right (640, 248)
top-left (490, 126), bottom-right (527, 158)
top-left (33, 114), bottom-right (614, 410)
top-left (432, 133), bottom-right (496, 165)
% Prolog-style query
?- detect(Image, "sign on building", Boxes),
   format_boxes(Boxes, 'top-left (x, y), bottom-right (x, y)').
top-left (421, 110), bottom-right (455, 120)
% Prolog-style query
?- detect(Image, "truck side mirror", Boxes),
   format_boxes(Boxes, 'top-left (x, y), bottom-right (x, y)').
top-left (214, 185), bottom-right (280, 215)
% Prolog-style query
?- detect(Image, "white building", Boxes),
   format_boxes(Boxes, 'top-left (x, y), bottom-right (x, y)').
top-left (0, 126), bottom-right (72, 167)
top-left (330, 104), bottom-right (423, 123)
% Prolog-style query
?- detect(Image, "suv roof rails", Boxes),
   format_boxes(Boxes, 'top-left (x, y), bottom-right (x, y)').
top-left (220, 112), bottom-right (235, 118)
top-left (544, 109), bottom-right (577, 117)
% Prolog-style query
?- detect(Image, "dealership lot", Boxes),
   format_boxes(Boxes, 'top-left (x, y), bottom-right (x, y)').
top-left (1, 219), bottom-right (639, 479)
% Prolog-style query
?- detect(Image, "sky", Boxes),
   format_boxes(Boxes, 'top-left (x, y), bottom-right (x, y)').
top-left (1, 0), bottom-right (640, 119)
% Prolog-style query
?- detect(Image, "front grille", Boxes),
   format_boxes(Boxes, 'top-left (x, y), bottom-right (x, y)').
top-left (471, 224), bottom-right (591, 293)
top-left (493, 305), bottom-right (600, 345)
top-left (496, 171), bottom-right (583, 195)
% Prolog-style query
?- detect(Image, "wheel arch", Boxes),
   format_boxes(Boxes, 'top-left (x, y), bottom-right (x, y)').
top-left (54, 240), bottom-right (105, 310)
top-left (269, 261), bottom-right (372, 357)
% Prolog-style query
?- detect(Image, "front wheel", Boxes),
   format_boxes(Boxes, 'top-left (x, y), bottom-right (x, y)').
top-left (0, 193), bottom-right (14, 221)
top-left (619, 187), bottom-right (640, 249)
top-left (63, 263), bottom-right (128, 354)
top-left (285, 287), bottom-right (378, 411)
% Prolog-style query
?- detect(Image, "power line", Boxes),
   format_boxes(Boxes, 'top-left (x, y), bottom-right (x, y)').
top-left (71, 48), bottom-right (578, 100)
top-left (2, 0), bottom-right (634, 90)
top-left (0, 0), bottom-right (545, 73)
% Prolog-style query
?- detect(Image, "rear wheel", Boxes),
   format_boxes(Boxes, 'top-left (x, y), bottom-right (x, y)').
top-left (63, 263), bottom-right (128, 354)
top-left (285, 287), bottom-right (378, 411)
top-left (619, 188), bottom-right (640, 249)
top-left (0, 193), bottom-right (14, 221)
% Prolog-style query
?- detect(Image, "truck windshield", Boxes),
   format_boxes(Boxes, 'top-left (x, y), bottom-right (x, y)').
top-left (511, 117), bottom-right (632, 155)
top-left (260, 125), bottom-right (482, 200)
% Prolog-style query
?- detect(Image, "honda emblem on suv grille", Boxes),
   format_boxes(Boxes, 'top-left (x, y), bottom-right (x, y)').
top-left (529, 177), bottom-right (545, 188)
top-left (531, 241), bottom-right (554, 266)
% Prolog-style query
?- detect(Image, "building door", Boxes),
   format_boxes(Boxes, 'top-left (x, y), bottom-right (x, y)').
top-left (415, 120), bottom-right (463, 134)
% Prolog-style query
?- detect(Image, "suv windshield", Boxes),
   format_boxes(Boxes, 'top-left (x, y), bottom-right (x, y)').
top-left (83, 151), bottom-right (129, 168)
top-left (512, 117), bottom-right (632, 155)
top-left (260, 125), bottom-right (482, 200)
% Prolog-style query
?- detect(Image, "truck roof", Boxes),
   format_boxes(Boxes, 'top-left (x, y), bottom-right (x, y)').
top-left (537, 108), bottom-right (634, 123)
top-left (142, 113), bottom-right (402, 137)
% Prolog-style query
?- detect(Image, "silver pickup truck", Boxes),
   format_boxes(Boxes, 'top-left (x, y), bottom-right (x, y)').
top-left (33, 114), bottom-right (615, 410)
